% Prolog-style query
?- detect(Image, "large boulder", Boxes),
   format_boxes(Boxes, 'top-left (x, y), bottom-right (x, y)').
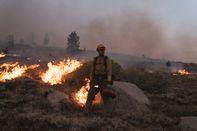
top-left (114, 81), bottom-right (150, 105)
top-left (112, 81), bottom-right (150, 113)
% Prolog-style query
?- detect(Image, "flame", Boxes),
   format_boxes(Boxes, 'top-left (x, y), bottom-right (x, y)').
top-left (0, 62), bottom-right (40, 82)
top-left (40, 59), bottom-right (82, 85)
top-left (177, 69), bottom-right (192, 75)
top-left (73, 78), bottom-right (102, 107)
top-left (27, 64), bottom-right (40, 69)
top-left (0, 53), bottom-right (6, 58)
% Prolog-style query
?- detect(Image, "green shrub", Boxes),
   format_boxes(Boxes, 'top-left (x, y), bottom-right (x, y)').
top-left (123, 67), bottom-right (167, 93)
top-left (69, 61), bottom-right (92, 88)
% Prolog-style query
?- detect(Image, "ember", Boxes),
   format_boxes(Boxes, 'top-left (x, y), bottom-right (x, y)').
top-left (40, 59), bottom-right (82, 85)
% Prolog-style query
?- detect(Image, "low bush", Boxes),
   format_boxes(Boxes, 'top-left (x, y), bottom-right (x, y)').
top-left (123, 67), bottom-right (167, 93)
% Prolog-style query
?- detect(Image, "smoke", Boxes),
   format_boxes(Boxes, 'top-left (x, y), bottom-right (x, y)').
top-left (0, 0), bottom-right (81, 44)
top-left (80, 13), bottom-right (166, 58)
top-left (171, 32), bottom-right (197, 62)
top-left (0, 0), bottom-right (197, 63)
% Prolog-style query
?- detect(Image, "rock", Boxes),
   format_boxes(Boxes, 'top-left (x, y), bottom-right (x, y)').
top-left (180, 116), bottom-right (197, 130)
top-left (114, 81), bottom-right (150, 105)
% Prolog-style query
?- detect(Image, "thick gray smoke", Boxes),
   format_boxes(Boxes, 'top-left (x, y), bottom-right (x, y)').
top-left (0, 0), bottom-right (81, 44)
top-left (0, 0), bottom-right (196, 63)
top-left (80, 13), bottom-right (165, 58)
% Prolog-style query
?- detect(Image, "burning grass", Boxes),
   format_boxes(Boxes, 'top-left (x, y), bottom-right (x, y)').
top-left (0, 58), bottom-right (196, 130)
top-left (72, 78), bottom-right (102, 107)
top-left (0, 52), bottom-right (6, 58)
top-left (73, 78), bottom-right (90, 106)
top-left (40, 59), bottom-right (82, 85)
top-left (0, 62), bottom-right (39, 82)
top-left (174, 69), bottom-right (192, 76)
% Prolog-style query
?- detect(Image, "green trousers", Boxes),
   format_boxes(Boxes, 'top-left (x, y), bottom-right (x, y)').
top-left (85, 77), bottom-right (109, 111)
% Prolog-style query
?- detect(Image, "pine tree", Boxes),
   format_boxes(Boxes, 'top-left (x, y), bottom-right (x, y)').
top-left (67, 32), bottom-right (80, 53)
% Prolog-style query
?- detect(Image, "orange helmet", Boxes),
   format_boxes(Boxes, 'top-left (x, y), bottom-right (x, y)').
top-left (97, 44), bottom-right (106, 51)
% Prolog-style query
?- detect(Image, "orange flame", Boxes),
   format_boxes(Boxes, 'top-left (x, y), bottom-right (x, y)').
top-left (0, 62), bottom-right (39, 82)
top-left (177, 69), bottom-right (192, 75)
top-left (0, 53), bottom-right (6, 58)
top-left (40, 59), bottom-right (82, 85)
top-left (74, 78), bottom-right (102, 107)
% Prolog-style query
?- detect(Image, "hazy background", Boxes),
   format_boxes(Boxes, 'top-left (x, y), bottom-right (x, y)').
top-left (0, 0), bottom-right (197, 63)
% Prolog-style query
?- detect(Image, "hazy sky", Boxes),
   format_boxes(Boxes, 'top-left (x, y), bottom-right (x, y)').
top-left (0, 0), bottom-right (197, 62)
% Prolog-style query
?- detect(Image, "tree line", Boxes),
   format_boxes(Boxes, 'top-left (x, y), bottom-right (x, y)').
top-left (0, 31), bottom-right (81, 54)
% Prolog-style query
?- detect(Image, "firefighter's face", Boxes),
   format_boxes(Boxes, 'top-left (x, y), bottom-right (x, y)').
top-left (98, 49), bottom-right (105, 56)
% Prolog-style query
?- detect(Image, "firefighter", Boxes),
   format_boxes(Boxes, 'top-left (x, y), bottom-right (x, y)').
top-left (85, 44), bottom-right (115, 112)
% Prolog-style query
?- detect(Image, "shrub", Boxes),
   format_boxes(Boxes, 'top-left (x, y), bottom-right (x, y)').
top-left (123, 67), bottom-right (167, 93)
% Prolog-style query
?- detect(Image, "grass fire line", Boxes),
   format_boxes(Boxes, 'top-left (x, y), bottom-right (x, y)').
top-left (0, 52), bottom-right (6, 58)
top-left (173, 69), bottom-right (193, 76)
top-left (40, 59), bottom-right (82, 85)
top-left (0, 62), bottom-right (39, 82)
top-left (0, 58), bottom-right (99, 107)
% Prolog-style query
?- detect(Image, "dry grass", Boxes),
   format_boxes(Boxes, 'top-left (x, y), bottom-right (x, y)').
top-left (0, 64), bottom-right (196, 131)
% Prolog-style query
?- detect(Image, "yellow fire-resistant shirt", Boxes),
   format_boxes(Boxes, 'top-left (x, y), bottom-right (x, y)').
top-left (90, 56), bottom-right (113, 82)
